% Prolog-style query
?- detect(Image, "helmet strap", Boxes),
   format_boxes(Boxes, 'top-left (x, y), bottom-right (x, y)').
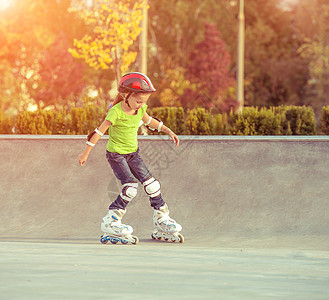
top-left (125, 92), bottom-right (132, 108)
top-left (124, 92), bottom-right (138, 115)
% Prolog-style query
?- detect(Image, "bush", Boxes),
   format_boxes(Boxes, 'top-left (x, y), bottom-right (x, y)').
top-left (14, 105), bottom-right (106, 135)
top-left (148, 107), bottom-right (186, 135)
top-left (185, 108), bottom-right (217, 135)
top-left (15, 110), bottom-right (51, 134)
top-left (216, 113), bottom-right (230, 135)
top-left (320, 106), bottom-right (329, 135)
top-left (227, 106), bottom-right (316, 135)
top-left (274, 106), bottom-right (316, 135)
top-left (228, 107), bottom-right (282, 135)
top-left (0, 109), bottom-right (12, 133)
top-left (1, 104), bottom-right (322, 136)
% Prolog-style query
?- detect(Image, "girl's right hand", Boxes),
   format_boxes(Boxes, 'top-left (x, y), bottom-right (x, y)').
top-left (78, 153), bottom-right (88, 166)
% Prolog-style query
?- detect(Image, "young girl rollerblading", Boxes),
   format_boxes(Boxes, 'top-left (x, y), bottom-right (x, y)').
top-left (78, 72), bottom-right (183, 244)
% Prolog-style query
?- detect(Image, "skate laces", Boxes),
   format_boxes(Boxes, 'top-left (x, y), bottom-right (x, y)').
top-left (158, 212), bottom-right (176, 227)
top-left (103, 214), bottom-right (121, 226)
top-left (105, 218), bottom-right (129, 231)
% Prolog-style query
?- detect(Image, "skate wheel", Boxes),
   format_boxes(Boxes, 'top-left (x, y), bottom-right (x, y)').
top-left (164, 238), bottom-right (169, 241)
top-left (132, 236), bottom-right (139, 245)
top-left (121, 239), bottom-right (129, 245)
top-left (177, 233), bottom-right (184, 243)
top-left (110, 240), bottom-right (118, 244)
top-left (151, 232), bottom-right (157, 240)
top-left (157, 237), bottom-right (162, 241)
top-left (100, 236), bottom-right (108, 244)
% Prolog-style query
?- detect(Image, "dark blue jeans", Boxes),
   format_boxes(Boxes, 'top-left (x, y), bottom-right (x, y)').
top-left (106, 149), bottom-right (165, 210)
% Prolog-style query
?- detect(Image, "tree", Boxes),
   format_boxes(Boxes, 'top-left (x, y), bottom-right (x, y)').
top-left (69, 0), bottom-right (147, 82)
top-left (35, 32), bottom-right (86, 107)
top-left (0, 0), bottom-right (87, 113)
top-left (147, 0), bottom-right (237, 107)
top-left (294, 0), bottom-right (329, 112)
top-left (243, 0), bottom-right (309, 107)
top-left (0, 0), bottom-right (49, 113)
top-left (182, 23), bottom-right (235, 112)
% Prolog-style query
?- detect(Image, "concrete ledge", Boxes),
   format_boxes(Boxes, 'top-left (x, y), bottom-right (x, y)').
top-left (1, 134), bottom-right (329, 141)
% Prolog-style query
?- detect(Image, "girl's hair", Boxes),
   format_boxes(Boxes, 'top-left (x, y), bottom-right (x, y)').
top-left (111, 93), bottom-right (125, 107)
top-left (110, 91), bottom-right (152, 108)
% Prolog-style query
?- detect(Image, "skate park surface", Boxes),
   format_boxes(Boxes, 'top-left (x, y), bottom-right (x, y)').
top-left (1, 135), bottom-right (329, 299)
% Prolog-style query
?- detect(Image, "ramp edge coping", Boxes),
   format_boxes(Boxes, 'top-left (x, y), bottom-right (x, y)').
top-left (1, 135), bottom-right (329, 141)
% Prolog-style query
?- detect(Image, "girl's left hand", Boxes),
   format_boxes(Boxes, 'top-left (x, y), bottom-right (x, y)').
top-left (169, 132), bottom-right (179, 147)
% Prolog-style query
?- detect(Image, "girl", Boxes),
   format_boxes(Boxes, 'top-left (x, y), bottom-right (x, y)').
top-left (78, 72), bottom-right (183, 244)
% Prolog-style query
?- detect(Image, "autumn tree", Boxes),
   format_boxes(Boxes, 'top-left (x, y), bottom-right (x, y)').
top-left (147, 0), bottom-right (236, 107)
top-left (243, 0), bottom-right (309, 107)
top-left (0, 0), bottom-right (50, 113)
top-left (294, 0), bottom-right (329, 112)
top-left (182, 23), bottom-right (235, 112)
top-left (148, 0), bottom-right (236, 75)
top-left (35, 32), bottom-right (86, 107)
top-left (0, 0), bottom-right (86, 113)
top-left (69, 0), bottom-right (147, 82)
top-left (148, 0), bottom-right (311, 109)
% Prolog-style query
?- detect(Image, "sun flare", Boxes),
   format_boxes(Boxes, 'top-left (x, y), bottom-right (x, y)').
top-left (0, 0), bottom-right (12, 11)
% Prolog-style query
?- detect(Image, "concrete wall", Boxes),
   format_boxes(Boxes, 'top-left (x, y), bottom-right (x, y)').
top-left (1, 135), bottom-right (329, 244)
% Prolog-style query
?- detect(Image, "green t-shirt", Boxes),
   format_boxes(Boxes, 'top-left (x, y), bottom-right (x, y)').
top-left (105, 102), bottom-right (147, 154)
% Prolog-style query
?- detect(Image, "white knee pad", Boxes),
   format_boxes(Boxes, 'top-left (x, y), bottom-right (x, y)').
top-left (143, 177), bottom-right (161, 198)
top-left (120, 183), bottom-right (138, 202)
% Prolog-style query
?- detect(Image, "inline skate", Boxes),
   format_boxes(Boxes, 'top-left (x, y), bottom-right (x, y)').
top-left (100, 209), bottom-right (139, 245)
top-left (151, 204), bottom-right (184, 243)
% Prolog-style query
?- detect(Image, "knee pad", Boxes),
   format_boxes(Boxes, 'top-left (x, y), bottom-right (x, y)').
top-left (120, 182), bottom-right (138, 202)
top-left (143, 177), bottom-right (161, 198)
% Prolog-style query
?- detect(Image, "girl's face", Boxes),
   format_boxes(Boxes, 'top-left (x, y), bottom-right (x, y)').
top-left (128, 93), bottom-right (151, 111)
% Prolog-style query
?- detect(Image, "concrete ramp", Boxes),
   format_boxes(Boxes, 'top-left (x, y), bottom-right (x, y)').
top-left (1, 135), bottom-right (329, 250)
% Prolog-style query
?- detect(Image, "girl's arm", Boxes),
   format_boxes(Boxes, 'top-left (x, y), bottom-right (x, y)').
top-left (78, 119), bottom-right (112, 166)
top-left (142, 113), bottom-right (179, 147)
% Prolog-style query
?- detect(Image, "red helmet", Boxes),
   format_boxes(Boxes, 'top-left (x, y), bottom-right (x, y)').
top-left (118, 72), bottom-right (156, 93)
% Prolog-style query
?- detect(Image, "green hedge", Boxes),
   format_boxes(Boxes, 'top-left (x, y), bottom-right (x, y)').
top-left (1, 105), bottom-right (328, 135)
top-left (148, 107), bottom-right (186, 135)
top-left (13, 106), bottom-right (105, 135)
top-left (0, 109), bottom-right (12, 133)
top-left (228, 107), bottom-right (281, 135)
top-left (273, 106), bottom-right (317, 135)
top-left (228, 106), bottom-right (316, 136)
top-left (320, 106), bottom-right (329, 135)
